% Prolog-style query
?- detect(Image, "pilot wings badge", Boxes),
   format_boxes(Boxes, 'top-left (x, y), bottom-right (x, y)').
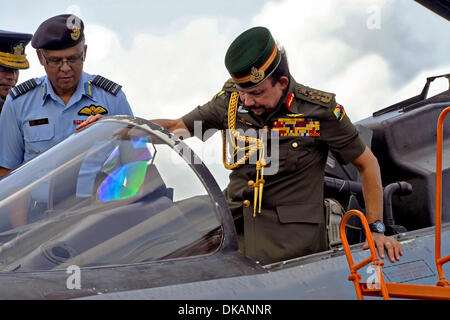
top-left (78, 105), bottom-right (108, 116)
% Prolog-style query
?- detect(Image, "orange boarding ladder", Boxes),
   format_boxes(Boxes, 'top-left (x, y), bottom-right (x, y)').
top-left (339, 107), bottom-right (450, 300)
top-left (435, 107), bottom-right (450, 287)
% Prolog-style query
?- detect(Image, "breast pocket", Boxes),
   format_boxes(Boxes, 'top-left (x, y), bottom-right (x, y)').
top-left (23, 123), bottom-right (55, 158)
top-left (283, 137), bottom-right (316, 172)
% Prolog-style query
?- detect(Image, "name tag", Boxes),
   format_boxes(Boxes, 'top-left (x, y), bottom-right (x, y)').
top-left (29, 118), bottom-right (49, 127)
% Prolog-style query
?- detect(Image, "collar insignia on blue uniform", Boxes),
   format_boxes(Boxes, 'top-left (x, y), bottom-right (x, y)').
top-left (42, 82), bottom-right (48, 100)
top-left (273, 118), bottom-right (320, 137)
top-left (334, 104), bottom-right (346, 121)
top-left (78, 105), bottom-right (108, 116)
top-left (9, 79), bottom-right (38, 100)
top-left (238, 105), bottom-right (249, 114)
top-left (84, 81), bottom-right (93, 98)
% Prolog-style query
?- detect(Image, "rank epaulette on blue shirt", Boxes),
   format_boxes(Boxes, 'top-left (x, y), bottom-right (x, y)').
top-left (9, 79), bottom-right (38, 99)
top-left (91, 75), bottom-right (122, 96)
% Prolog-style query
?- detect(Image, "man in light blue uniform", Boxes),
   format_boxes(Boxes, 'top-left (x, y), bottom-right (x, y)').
top-left (0, 14), bottom-right (133, 228)
top-left (0, 14), bottom-right (133, 178)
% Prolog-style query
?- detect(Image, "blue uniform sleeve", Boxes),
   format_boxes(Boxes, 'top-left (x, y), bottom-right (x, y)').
top-left (0, 97), bottom-right (24, 169)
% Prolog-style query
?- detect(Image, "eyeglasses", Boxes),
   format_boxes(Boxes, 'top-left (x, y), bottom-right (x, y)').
top-left (40, 50), bottom-right (85, 68)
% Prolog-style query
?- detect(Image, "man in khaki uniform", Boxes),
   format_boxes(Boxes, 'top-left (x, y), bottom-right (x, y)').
top-left (80, 27), bottom-right (402, 265)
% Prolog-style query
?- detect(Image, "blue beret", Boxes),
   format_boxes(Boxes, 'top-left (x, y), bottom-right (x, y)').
top-left (0, 30), bottom-right (33, 69)
top-left (32, 14), bottom-right (85, 50)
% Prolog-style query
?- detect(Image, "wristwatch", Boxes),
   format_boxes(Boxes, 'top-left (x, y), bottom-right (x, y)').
top-left (369, 220), bottom-right (386, 234)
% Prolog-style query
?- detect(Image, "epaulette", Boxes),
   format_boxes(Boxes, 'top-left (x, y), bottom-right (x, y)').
top-left (222, 78), bottom-right (237, 92)
top-left (91, 75), bottom-right (122, 96)
top-left (9, 79), bottom-right (38, 99)
top-left (295, 83), bottom-right (336, 108)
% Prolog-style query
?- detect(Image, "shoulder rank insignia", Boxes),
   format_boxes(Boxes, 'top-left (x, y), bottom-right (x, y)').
top-left (91, 75), bottom-right (122, 96)
top-left (78, 105), bottom-right (108, 116)
top-left (334, 104), bottom-right (346, 121)
top-left (9, 79), bottom-right (38, 99)
top-left (222, 78), bottom-right (237, 92)
top-left (296, 84), bottom-right (335, 108)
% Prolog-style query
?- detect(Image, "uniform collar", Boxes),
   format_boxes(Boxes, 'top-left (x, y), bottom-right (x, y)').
top-left (280, 75), bottom-right (297, 112)
top-left (41, 72), bottom-right (94, 106)
top-left (82, 72), bottom-right (95, 101)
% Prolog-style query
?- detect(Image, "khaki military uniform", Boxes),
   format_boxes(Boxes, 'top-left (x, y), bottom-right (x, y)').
top-left (182, 76), bottom-right (366, 265)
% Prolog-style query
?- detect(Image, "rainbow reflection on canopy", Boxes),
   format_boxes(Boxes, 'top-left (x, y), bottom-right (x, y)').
top-left (97, 137), bottom-right (156, 202)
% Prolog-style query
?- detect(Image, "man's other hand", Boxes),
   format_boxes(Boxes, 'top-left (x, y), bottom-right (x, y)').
top-left (76, 114), bottom-right (103, 131)
top-left (363, 233), bottom-right (403, 263)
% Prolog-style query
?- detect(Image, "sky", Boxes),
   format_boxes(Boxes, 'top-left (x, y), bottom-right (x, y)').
top-left (1, 0), bottom-right (449, 188)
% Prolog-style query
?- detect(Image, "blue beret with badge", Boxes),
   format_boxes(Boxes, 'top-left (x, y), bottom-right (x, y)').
top-left (32, 14), bottom-right (85, 50)
top-left (0, 30), bottom-right (33, 70)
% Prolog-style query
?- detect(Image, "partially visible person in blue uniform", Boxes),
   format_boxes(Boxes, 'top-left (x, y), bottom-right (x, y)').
top-left (0, 14), bottom-right (133, 178)
top-left (0, 30), bottom-right (33, 115)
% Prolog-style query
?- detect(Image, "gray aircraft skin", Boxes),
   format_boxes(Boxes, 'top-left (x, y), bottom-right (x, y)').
top-left (0, 0), bottom-right (448, 300)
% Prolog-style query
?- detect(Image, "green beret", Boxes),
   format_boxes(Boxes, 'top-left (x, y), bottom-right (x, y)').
top-left (32, 14), bottom-right (85, 50)
top-left (225, 26), bottom-right (281, 89)
top-left (0, 30), bottom-right (32, 69)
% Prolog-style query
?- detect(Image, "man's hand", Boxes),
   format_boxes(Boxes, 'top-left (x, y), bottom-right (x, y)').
top-left (76, 114), bottom-right (103, 131)
top-left (363, 233), bottom-right (403, 263)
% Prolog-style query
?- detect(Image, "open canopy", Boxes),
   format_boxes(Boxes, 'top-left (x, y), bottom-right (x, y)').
top-left (0, 118), bottom-right (223, 272)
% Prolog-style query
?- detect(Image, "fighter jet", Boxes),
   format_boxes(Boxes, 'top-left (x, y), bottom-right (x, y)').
top-left (0, 0), bottom-right (447, 301)
top-left (0, 69), bottom-right (448, 300)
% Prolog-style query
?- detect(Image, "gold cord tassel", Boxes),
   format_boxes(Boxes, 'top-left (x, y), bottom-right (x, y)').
top-left (222, 92), bottom-right (266, 217)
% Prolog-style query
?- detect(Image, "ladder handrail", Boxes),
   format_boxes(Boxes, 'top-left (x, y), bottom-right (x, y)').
top-left (435, 107), bottom-right (450, 287)
top-left (340, 209), bottom-right (390, 300)
top-left (340, 209), bottom-right (450, 299)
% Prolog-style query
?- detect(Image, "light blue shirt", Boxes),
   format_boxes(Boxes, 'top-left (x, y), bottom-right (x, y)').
top-left (0, 72), bottom-right (133, 170)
